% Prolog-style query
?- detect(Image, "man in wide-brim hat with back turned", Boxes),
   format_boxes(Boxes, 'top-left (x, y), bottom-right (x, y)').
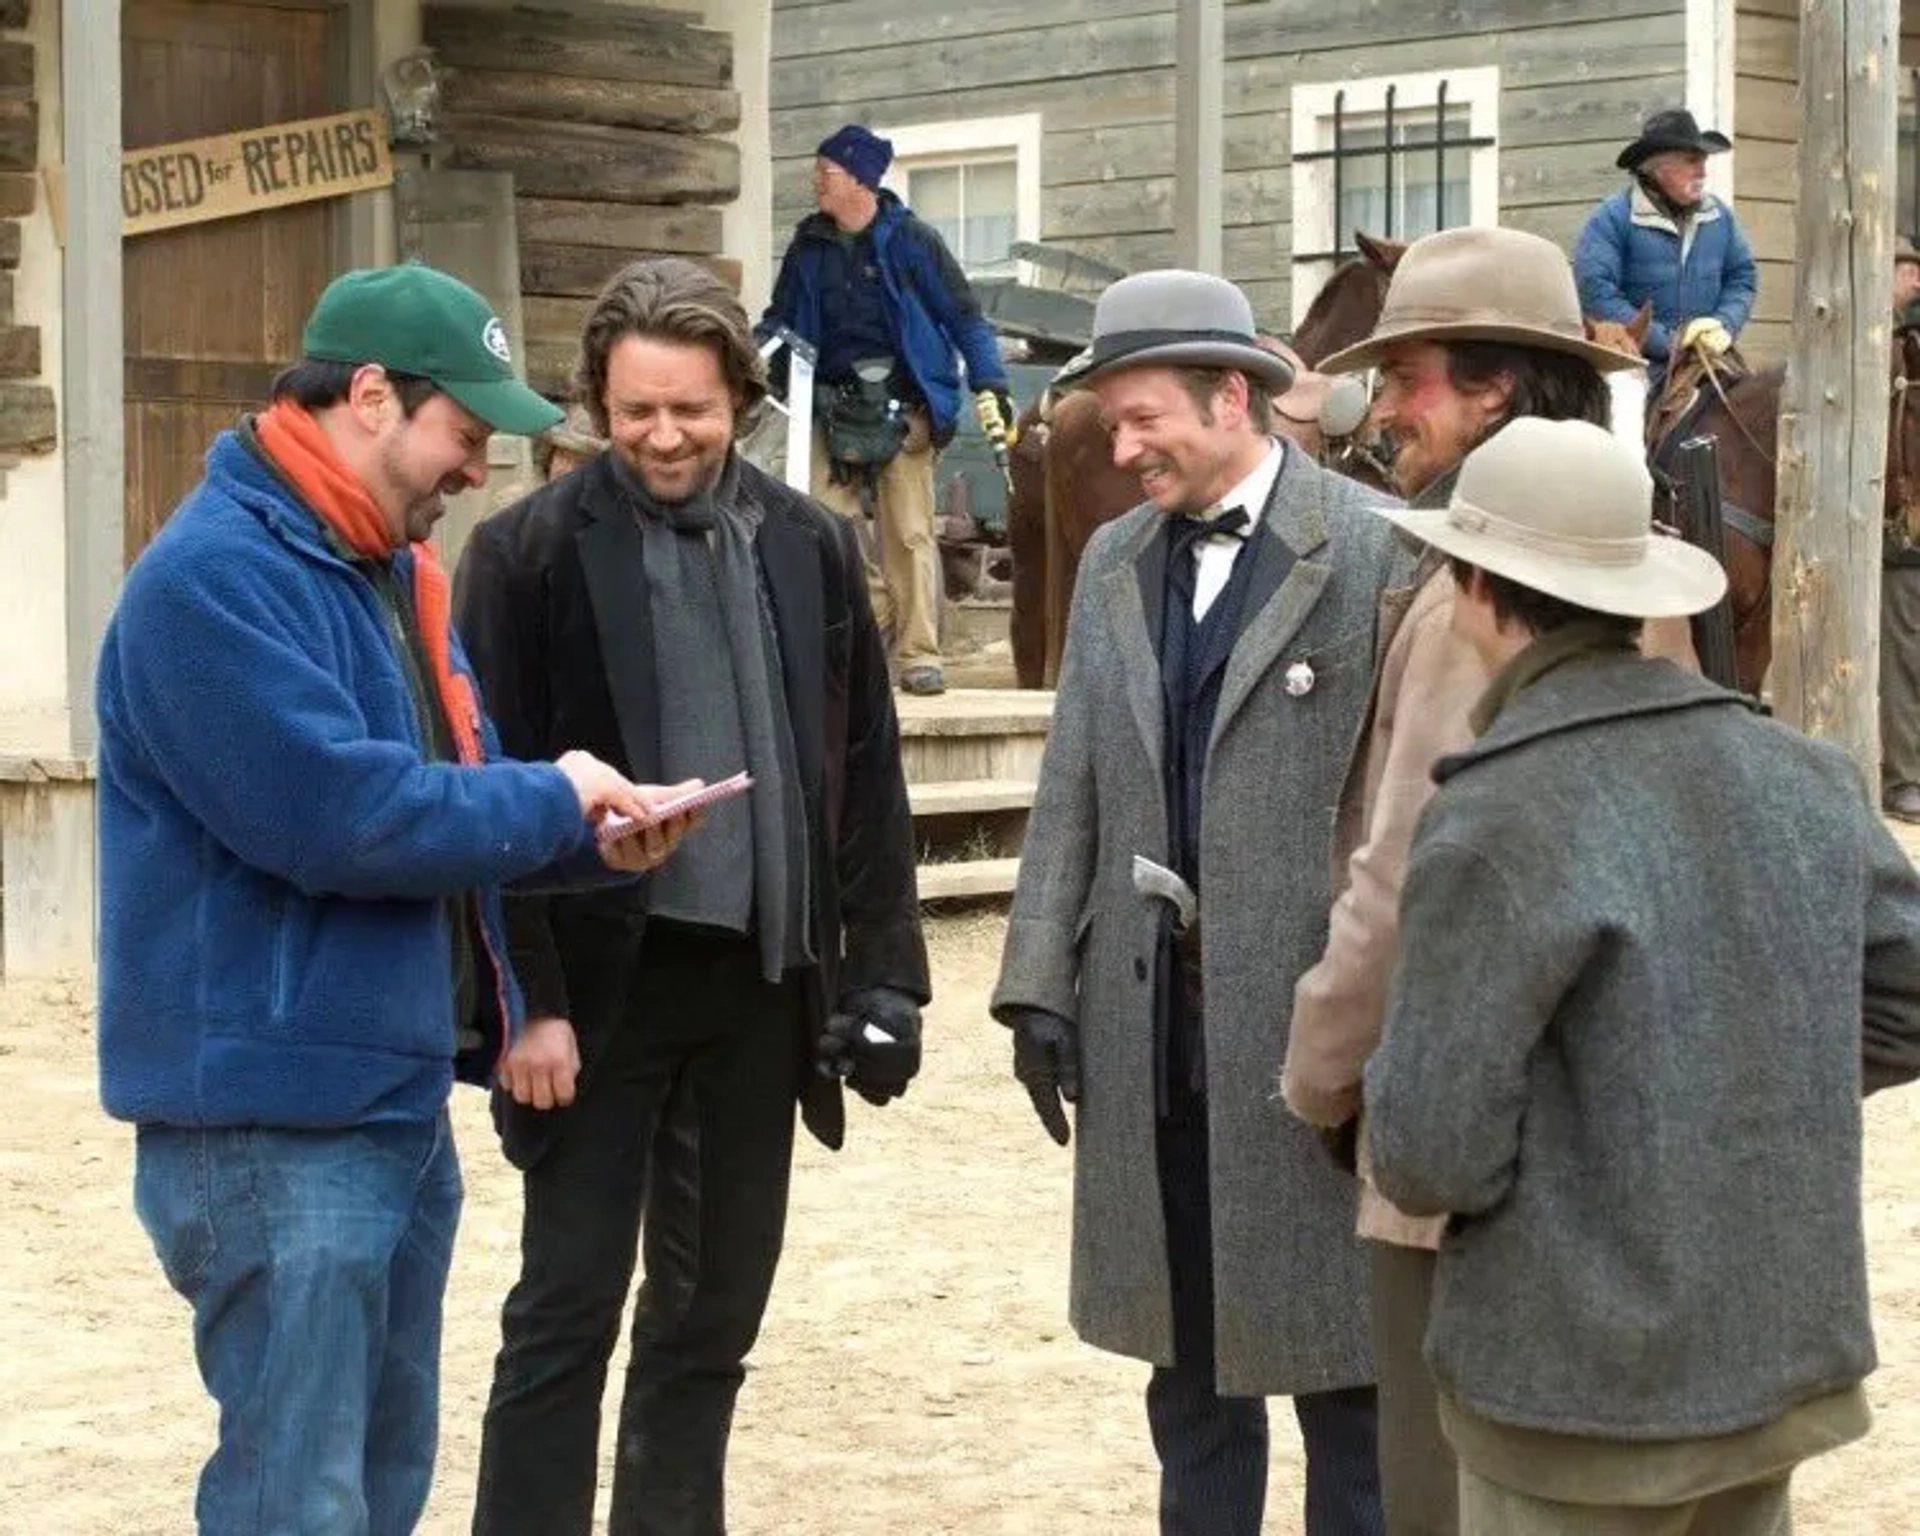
top-left (1365, 414), bottom-right (1920, 1533)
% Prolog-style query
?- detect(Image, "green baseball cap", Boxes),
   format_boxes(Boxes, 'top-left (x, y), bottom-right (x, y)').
top-left (301, 263), bottom-right (564, 436)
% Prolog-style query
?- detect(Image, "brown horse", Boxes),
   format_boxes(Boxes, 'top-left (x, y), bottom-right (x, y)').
top-left (1644, 353), bottom-right (1784, 694)
top-left (1601, 324), bottom-right (1920, 695)
top-left (1292, 234), bottom-right (1405, 366)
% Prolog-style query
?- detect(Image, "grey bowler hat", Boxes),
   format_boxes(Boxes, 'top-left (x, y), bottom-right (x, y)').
top-left (1058, 270), bottom-right (1294, 391)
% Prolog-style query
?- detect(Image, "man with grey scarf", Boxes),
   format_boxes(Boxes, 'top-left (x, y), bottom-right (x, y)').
top-left (454, 257), bottom-right (929, 1536)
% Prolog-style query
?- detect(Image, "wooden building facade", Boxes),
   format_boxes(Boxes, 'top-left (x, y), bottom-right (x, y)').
top-left (0, 0), bottom-right (778, 977)
top-left (768, 0), bottom-right (1913, 371)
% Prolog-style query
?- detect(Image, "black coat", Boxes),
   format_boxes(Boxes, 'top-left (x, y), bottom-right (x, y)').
top-left (453, 450), bottom-right (929, 1163)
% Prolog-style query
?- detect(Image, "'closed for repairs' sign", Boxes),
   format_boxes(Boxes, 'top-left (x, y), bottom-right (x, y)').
top-left (118, 108), bottom-right (395, 236)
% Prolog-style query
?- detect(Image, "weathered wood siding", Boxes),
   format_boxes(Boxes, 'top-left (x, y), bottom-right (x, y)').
top-left (1735, 0), bottom-right (1798, 364)
top-left (771, 0), bottom-right (1688, 331)
top-left (1901, 3), bottom-right (1920, 245)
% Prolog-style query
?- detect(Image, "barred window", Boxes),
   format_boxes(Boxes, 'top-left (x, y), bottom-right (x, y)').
top-left (1289, 68), bottom-right (1500, 328)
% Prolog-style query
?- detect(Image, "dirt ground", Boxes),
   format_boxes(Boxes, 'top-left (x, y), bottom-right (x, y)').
top-left (4, 909), bottom-right (1919, 1535)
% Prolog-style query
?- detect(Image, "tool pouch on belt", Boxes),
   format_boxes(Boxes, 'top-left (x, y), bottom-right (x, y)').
top-left (823, 358), bottom-right (910, 486)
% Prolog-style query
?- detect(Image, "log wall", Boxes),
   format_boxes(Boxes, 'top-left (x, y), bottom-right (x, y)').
top-left (426, 1), bottom-right (742, 397)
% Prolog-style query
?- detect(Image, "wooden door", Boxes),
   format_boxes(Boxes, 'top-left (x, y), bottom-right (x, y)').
top-left (122, 1), bottom-right (344, 563)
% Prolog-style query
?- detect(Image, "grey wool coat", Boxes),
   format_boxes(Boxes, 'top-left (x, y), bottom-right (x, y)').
top-left (994, 443), bottom-right (1413, 1395)
top-left (1367, 653), bottom-right (1920, 1440)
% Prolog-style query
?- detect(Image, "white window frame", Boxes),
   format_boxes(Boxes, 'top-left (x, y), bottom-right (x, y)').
top-left (1685, 0), bottom-right (1737, 200)
top-left (878, 113), bottom-right (1042, 279)
top-left (1289, 67), bottom-right (1500, 329)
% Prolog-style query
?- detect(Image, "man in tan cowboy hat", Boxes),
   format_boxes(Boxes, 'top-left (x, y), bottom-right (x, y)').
top-left (995, 268), bottom-right (1407, 1536)
top-left (1284, 223), bottom-right (1645, 1536)
top-left (1364, 415), bottom-right (1920, 1533)
top-left (1574, 107), bottom-right (1758, 392)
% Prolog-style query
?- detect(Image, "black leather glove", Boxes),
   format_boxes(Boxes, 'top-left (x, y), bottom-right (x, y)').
top-left (1005, 1006), bottom-right (1079, 1146)
top-left (1318, 1118), bottom-right (1359, 1176)
top-left (816, 986), bottom-right (923, 1106)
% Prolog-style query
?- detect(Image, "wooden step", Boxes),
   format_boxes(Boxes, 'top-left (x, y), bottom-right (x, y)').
top-left (896, 687), bottom-right (1054, 785)
top-left (894, 687), bottom-right (1053, 737)
top-left (945, 596), bottom-right (1012, 651)
top-left (907, 778), bottom-right (1036, 817)
top-left (916, 856), bottom-right (1021, 901)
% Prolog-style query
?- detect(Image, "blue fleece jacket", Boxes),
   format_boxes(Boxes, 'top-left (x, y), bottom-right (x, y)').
top-left (96, 429), bottom-right (596, 1131)
top-left (1574, 185), bottom-right (1758, 367)
top-left (761, 190), bottom-right (1007, 444)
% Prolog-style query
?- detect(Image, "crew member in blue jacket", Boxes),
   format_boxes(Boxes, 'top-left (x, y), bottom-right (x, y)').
top-left (95, 263), bottom-right (696, 1535)
top-left (761, 122), bottom-right (1014, 695)
top-left (1574, 108), bottom-right (1758, 391)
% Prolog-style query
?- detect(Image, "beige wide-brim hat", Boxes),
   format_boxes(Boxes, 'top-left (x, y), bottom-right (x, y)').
top-left (1056, 269), bottom-right (1295, 390)
top-left (1319, 226), bottom-right (1644, 376)
top-left (1377, 416), bottom-right (1727, 618)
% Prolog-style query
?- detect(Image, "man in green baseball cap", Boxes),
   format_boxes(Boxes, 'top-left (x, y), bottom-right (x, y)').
top-left (94, 259), bottom-right (701, 1533)
top-left (304, 262), bottom-right (563, 438)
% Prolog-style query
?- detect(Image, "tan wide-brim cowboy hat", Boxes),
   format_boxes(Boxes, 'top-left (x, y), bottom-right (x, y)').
top-left (1376, 416), bottom-right (1727, 618)
top-left (1056, 269), bottom-right (1295, 390)
top-left (1319, 226), bottom-right (1644, 376)
top-left (541, 402), bottom-right (607, 458)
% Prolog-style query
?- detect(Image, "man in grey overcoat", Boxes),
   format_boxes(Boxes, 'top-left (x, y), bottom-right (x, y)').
top-left (1367, 417), bottom-right (1920, 1533)
top-left (992, 269), bottom-right (1407, 1536)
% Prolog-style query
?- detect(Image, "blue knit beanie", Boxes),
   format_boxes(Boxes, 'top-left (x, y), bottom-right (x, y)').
top-left (817, 124), bottom-right (893, 189)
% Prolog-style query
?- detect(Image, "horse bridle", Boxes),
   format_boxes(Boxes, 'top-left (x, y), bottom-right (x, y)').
top-left (1647, 354), bottom-right (1777, 662)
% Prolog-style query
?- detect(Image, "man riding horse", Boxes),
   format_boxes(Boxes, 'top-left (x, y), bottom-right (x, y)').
top-left (1574, 108), bottom-right (1758, 395)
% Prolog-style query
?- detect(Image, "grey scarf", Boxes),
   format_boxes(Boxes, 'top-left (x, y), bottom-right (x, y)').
top-left (611, 449), bottom-right (813, 981)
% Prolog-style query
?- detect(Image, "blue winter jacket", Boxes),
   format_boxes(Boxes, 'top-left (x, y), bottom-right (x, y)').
top-left (1574, 185), bottom-right (1758, 368)
top-left (96, 428), bottom-right (597, 1131)
top-left (761, 190), bottom-right (1007, 445)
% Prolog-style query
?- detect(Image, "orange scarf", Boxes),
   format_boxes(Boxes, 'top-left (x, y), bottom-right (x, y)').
top-left (256, 400), bottom-right (483, 765)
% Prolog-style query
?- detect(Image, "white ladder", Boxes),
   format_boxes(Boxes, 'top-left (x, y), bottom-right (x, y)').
top-left (755, 324), bottom-right (817, 493)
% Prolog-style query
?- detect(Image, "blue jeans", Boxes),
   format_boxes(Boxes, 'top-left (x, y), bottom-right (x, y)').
top-left (134, 1113), bottom-right (464, 1535)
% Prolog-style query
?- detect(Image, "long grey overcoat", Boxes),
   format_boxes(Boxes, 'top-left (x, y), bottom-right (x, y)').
top-left (994, 444), bottom-right (1412, 1395)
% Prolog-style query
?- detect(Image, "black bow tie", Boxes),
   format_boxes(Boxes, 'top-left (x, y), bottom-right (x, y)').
top-left (1168, 506), bottom-right (1250, 558)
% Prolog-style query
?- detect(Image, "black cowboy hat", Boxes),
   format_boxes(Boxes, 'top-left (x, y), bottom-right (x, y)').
top-left (1616, 108), bottom-right (1732, 171)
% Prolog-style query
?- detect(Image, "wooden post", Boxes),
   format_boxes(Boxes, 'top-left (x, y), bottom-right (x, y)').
top-left (1771, 0), bottom-right (1897, 786)
top-left (62, 0), bottom-right (124, 760)
top-left (1173, 0), bottom-right (1223, 275)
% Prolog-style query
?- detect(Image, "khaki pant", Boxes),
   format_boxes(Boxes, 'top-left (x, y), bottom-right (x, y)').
top-left (1458, 1466), bottom-right (1791, 1535)
top-left (810, 410), bottom-right (941, 672)
top-left (1370, 1242), bottom-right (1457, 1536)
top-left (1882, 564), bottom-right (1920, 789)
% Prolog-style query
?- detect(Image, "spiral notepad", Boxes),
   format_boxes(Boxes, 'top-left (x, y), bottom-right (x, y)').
top-left (596, 771), bottom-right (754, 846)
